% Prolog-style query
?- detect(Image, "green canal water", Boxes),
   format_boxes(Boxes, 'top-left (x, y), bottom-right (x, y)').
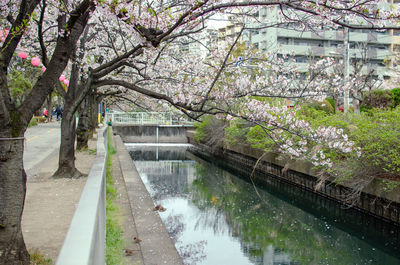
top-left (127, 143), bottom-right (400, 265)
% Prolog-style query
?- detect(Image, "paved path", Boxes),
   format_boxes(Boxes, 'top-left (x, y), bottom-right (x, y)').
top-left (22, 123), bottom-right (94, 262)
top-left (24, 122), bottom-right (61, 178)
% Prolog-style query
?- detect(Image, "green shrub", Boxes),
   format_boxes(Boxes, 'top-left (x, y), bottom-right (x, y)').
top-left (243, 105), bottom-right (400, 190)
top-left (313, 108), bottom-right (400, 182)
top-left (225, 120), bottom-right (251, 145)
top-left (325, 97), bottom-right (336, 112)
top-left (194, 115), bottom-right (226, 146)
top-left (352, 108), bottom-right (400, 178)
top-left (194, 115), bottom-right (213, 143)
top-left (360, 104), bottom-right (372, 113)
top-left (246, 125), bottom-right (276, 151)
top-left (362, 89), bottom-right (393, 109)
top-left (297, 103), bottom-right (332, 121)
top-left (391, 87), bottom-right (400, 108)
top-left (300, 100), bottom-right (335, 115)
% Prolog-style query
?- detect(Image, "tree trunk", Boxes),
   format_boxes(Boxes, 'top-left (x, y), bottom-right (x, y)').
top-left (333, 94), bottom-right (341, 113)
top-left (54, 24), bottom-right (93, 169)
top-left (53, 103), bottom-right (82, 178)
top-left (353, 99), bottom-right (360, 114)
top-left (53, 59), bottom-right (83, 178)
top-left (46, 94), bottom-right (52, 122)
top-left (353, 90), bottom-right (361, 114)
top-left (88, 93), bottom-right (98, 137)
top-left (76, 98), bottom-right (89, 150)
top-left (0, 127), bottom-right (30, 264)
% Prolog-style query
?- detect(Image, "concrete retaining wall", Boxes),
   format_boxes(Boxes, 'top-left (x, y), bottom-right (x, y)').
top-left (113, 125), bottom-right (191, 143)
top-left (56, 128), bottom-right (107, 265)
top-left (187, 131), bottom-right (400, 225)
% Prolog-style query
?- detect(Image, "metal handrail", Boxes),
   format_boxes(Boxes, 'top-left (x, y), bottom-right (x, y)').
top-left (105, 112), bottom-right (193, 125)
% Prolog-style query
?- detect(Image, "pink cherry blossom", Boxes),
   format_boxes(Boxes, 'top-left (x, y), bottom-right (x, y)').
top-left (59, 74), bottom-right (65, 81)
top-left (63, 79), bottom-right (69, 86)
top-left (42, 66), bottom-right (46, 72)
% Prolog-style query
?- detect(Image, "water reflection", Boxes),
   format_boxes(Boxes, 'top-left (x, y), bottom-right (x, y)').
top-left (127, 144), bottom-right (400, 265)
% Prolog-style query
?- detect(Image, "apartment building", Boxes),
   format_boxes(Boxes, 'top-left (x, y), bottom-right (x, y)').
top-left (214, 3), bottom-right (400, 79)
top-left (390, 0), bottom-right (400, 61)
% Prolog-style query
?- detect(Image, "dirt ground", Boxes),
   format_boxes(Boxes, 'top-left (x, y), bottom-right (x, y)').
top-left (21, 140), bottom-right (96, 263)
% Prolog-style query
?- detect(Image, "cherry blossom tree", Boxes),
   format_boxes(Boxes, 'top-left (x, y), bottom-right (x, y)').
top-left (1, 1), bottom-right (95, 263)
top-left (93, 39), bottom-right (355, 162)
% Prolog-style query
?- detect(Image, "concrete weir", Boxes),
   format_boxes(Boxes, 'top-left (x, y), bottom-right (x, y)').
top-left (112, 124), bottom-right (192, 143)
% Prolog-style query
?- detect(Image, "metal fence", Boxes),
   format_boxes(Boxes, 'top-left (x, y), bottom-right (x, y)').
top-left (105, 112), bottom-right (193, 125)
top-left (56, 127), bottom-right (107, 265)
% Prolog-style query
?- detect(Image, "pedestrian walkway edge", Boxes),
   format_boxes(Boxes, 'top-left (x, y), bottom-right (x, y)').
top-left (56, 127), bottom-right (107, 265)
top-left (114, 135), bottom-right (184, 265)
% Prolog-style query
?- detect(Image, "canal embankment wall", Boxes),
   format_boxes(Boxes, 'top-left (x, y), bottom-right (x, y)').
top-left (185, 130), bottom-right (400, 225)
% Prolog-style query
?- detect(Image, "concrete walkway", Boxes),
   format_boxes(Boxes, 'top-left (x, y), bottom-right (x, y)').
top-left (24, 122), bottom-right (61, 178)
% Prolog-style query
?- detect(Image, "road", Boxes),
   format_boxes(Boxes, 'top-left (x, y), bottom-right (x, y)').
top-left (24, 122), bottom-right (61, 178)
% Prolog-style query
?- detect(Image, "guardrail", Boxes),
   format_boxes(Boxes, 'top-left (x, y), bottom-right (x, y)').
top-left (105, 112), bottom-right (193, 125)
top-left (56, 127), bottom-right (107, 265)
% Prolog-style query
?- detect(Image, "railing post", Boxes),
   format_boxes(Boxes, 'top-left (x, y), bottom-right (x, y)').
top-left (156, 125), bottom-right (159, 143)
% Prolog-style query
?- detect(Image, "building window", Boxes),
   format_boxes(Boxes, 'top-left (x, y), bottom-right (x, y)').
top-left (278, 37), bottom-right (289, 45)
top-left (293, 38), bottom-right (324, 47)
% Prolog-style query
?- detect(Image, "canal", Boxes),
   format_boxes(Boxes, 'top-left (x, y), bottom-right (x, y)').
top-left (127, 143), bottom-right (400, 265)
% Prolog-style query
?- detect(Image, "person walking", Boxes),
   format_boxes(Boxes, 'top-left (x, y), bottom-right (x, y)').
top-left (56, 105), bottom-right (63, 121)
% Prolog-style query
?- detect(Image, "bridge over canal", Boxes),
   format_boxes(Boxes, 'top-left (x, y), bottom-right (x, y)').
top-left (106, 112), bottom-right (195, 143)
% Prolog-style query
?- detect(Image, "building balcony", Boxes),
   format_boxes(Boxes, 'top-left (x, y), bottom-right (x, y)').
top-left (281, 61), bottom-right (391, 76)
top-left (276, 28), bottom-right (392, 44)
top-left (277, 44), bottom-right (391, 60)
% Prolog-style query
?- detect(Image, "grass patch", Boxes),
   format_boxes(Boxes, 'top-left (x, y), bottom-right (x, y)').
top-left (106, 128), bottom-right (125, 265)
top-left (28, 117), bottom-right (38, 128)
top-left (88, 148), bottom-right (97, 155)
top-left (29, 248), bottom-right (52, 265)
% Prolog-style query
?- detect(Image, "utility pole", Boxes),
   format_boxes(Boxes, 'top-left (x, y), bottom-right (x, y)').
top-left (343, 27), bottom-right (350, 113)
